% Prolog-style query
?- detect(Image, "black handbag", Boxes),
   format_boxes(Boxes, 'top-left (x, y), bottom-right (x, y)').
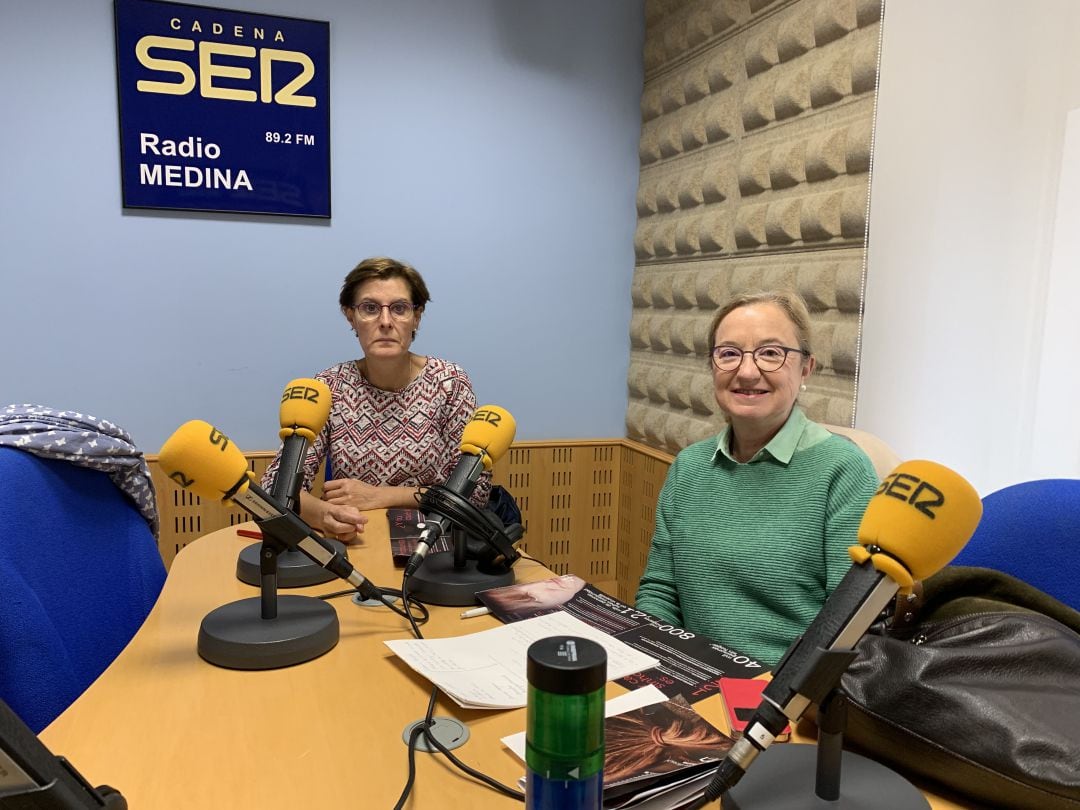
top-left (840, 566), bottom-right (1080, 810)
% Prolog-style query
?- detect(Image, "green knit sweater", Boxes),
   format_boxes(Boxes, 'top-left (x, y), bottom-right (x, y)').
top-left (635, 409), bottom-right (879, 667)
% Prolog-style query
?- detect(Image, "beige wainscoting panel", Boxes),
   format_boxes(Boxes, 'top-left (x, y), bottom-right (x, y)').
top-left (616, 441), bottom-right (674, 604)
top-left (484, 440), bottom-right (624, 595)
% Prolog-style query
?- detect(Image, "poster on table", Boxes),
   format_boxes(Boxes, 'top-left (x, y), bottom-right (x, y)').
top-left (114, 0), bottom-right (330, 217)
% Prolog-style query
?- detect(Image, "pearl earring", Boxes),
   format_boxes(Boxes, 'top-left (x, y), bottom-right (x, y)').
top-left (800, 383), bottom-right (807, 392)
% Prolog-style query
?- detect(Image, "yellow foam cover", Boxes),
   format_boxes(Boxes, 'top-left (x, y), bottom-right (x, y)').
top-left (159, 420), bottom-right (251, 502)
top-left (850, 459), bottom-right (983, 587)
top-left (279, 378), bottom-right (332, 442)
top-left (460, 405), bottom-right (516, 471)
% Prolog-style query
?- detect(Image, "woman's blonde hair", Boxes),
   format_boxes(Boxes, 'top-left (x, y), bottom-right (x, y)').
top-left (707, 289), bottom-right (814, 357)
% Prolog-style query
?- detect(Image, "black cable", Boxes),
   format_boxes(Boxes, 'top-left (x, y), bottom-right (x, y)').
top-left (315, 588), bottom-right (356, 600)
top-left (394, 487), bottom-right (526, 803)
top-left (394, 576), bottom-right (525, 804)
top-left (401, 578), bottom-right (425, 640)
top-left (515, 551), bottom-right (554, 571)
top-left (317, 586), bottom-right (430, 626)
top-left (419, 709), bottom-right (525, 802)
top-left (393, 722), bottom-right (427, 810)
top-left (406, 685), bottom-right (526, 804)
top-left (394, 685), bottom-right (438, 808)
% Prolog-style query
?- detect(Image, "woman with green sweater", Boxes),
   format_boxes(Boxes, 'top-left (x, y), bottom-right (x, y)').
top-left (635, 291), bottom-right (879, 667)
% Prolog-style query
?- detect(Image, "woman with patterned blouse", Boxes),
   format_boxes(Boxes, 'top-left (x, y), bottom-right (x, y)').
top-left (262, 257), bottom-right (489, 542)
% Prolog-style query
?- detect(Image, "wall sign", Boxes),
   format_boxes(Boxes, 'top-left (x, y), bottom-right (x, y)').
top-left (114, 0), bottom-right (331, 217)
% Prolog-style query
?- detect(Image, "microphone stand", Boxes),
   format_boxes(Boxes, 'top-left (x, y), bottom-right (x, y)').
top-left (198, 514), bottom-right (339, 670)
top-left (236, 447), bottom-right (348, 588)
top-left (712, 646), bottom-right (929, 810)
top-left (237, 528), bottom-right (350, 588)
top-left (405, 524), bottom-right (517, 606)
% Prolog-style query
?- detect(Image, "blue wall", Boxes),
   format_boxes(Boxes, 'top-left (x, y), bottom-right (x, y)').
top-left (0, 0), bottom-right (644, 452)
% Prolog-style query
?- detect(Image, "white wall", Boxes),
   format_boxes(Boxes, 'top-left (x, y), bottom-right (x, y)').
top-left (0, 0), bottom-right (644, 452)
top-left (858, 0), bottom-right (1080, 495)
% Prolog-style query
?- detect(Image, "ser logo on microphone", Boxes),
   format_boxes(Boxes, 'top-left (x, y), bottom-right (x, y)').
top-left (169, 470), bottom-right (195, 489)
top-left (167, 425), bottom-right (230, 489)
top-left (472, 409), bottom-right (502, 426)
top-left (281, 385), bottom-right (321, 403)
top-left (209, 427), bottom-right (231, 451)
top-left (876, 472), bottom-right (944, 519)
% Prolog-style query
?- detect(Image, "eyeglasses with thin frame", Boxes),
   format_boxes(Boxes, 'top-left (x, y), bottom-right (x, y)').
top-left (349, 299), bottom-right (418, 322)
top-left (710, 344), bottom-right (810, 372)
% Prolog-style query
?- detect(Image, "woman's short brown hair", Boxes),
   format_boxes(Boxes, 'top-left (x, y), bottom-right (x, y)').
top-left (707, 289), bottom-right (814, 356)
top-left (338, 257), bottom-right (431, 311)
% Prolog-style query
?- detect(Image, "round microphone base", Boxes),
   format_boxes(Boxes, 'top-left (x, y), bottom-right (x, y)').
top-left (406, 551), bottom-right (515, 606)
top-left (724, 744), bottom-right (929, 810)
top-left (236, 540), bottom-right (348, 588)
top-left (198, 595), bottom-right (339, 670)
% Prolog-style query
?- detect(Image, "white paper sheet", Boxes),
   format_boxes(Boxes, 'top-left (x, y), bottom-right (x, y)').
top-left (385, 612), bottom-right (660, 709)
top-left (500, 684), bottom-right (669, 761)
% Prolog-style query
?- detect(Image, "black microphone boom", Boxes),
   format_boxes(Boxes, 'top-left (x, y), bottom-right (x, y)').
top-left (688, 459), bottom-right (983, 807)
top-left (404, 452), bottom-right (486, 579)
top-left (697, 561), bottom-right (897, 802)
top-left (229, 476), bottom-right (383, 603)
top-left (271, 435), bottom-right (308, 515)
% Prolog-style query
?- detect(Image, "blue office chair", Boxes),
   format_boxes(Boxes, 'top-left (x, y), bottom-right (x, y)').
top-left (952, 478), bottom-right (1080, 611)
top-left (0, 447), bottom-right (166, 732)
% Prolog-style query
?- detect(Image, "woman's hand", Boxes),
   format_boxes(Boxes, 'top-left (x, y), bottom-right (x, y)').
top-left (319, 503), bottom-right (369, 544)
top-left (298, 489), bottom-right (368, 543)
top-left (322, 477), bottom-right (388, 511)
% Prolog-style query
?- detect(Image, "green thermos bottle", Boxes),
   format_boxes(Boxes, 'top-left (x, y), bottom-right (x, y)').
top-left (525, 636), bottom-right (606, 809)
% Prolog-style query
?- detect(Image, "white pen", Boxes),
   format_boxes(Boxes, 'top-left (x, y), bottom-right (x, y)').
top-left (460, 606), bottom-right (491, 619)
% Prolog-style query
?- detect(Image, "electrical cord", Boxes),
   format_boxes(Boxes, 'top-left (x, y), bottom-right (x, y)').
top-left (393, 575), bottom-right (525, 805)
top-left (393, 688), bottom-right (438, 810)
top-left (401, 577), bottom-right (425, 640)
top-left (394, 682), bottom-right (525, 806)
top-left (415, 697), bottom-right (525, 802)
top-left (515, 551), bottom-right (553, 571)
top-left (265, 501), bottom-right (522, 803)
top-left (397, 723), bottom-right (426, 810)
top-left (317, 585), bottom-right (430, 626)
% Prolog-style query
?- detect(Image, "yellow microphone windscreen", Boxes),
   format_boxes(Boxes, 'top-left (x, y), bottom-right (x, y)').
top-left (857, 459), bottom-right (983, 581)
top-left (159, 420), bottom-right (250, 502)
top-left (460, 405), bottom-right (516, 470)
top-left (279, 378), bottom-right (332, 441)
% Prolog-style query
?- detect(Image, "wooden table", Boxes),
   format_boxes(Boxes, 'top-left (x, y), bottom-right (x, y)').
top-left (41, 514), bottom-right (976, 809)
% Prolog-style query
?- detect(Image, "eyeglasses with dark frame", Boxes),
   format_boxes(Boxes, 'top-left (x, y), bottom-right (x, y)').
top-left (710, 344), bottom-right (810, 372)
top-left (349, 299), bottom-right (418, 322)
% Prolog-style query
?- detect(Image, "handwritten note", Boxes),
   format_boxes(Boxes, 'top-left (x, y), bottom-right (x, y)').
top-left (385, 612), bottom-right (660, 709)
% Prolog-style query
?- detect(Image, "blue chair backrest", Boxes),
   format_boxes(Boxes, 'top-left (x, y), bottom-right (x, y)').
top-left (0, 448), bottom-right (166, 732)
top-left (952, 478), bottom-right (1080, 611)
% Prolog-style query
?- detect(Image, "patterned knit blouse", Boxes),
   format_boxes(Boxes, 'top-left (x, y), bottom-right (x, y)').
top-left (262, 356), bottom-right (490, 507)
